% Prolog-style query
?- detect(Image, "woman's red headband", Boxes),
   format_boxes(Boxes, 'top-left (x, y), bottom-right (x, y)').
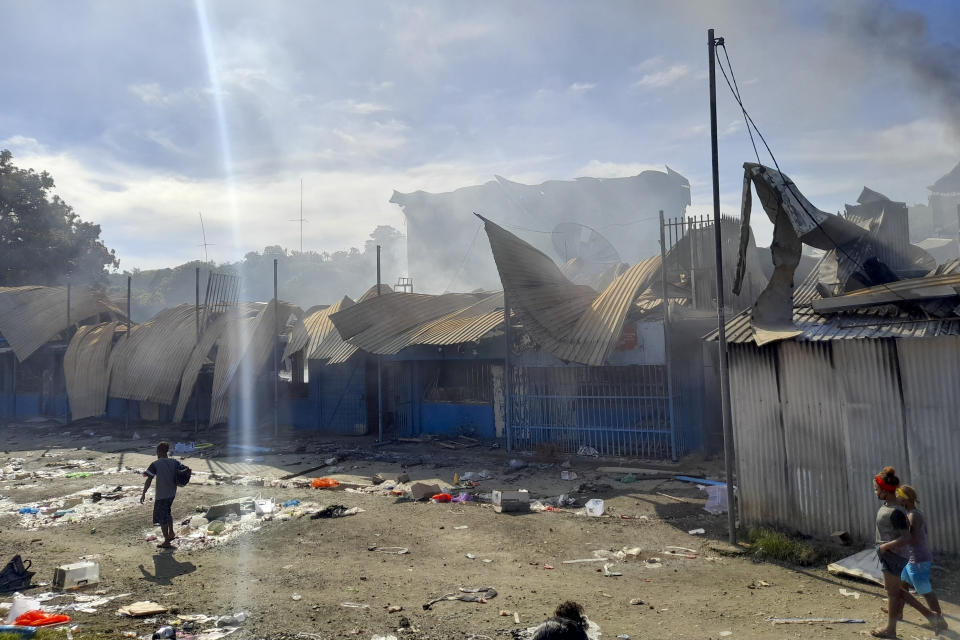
top-left (875, 475), bottom-right (898, 493)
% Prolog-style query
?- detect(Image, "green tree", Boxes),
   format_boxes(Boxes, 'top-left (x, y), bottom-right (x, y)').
top-left (0, 149), bottom-right (118, 286)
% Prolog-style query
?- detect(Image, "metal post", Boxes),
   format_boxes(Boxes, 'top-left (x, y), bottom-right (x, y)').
top-left (12, 355), bottom-right (17, 421)
top-left (503, 292), bottom-right (513, 452)
top-left (126, 275), bottom-right (131, 431)
top-left (195, 267), bottom-right (200, 433)
top-left (659, 212), bottom-right (677, 460)
top-left (65, 276), bottom-right (71, 423)
top-left (66, 278), bottom-right (71, 328)
top-left (376, 245), bottom-right (383, 442)
top-left (709, 28), bottom-right (737, 545)
top-left (688, 217), bottom-right (698, 308)
top-left (273, 259), bottom-right (279, 438)
top-left (956, 205), bottom-right (960, 260)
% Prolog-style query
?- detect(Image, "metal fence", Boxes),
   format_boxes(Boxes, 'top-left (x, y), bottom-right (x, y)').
top-left (508, 364), bottom-right (684, 459)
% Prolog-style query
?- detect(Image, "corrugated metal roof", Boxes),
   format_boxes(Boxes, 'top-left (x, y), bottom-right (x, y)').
top-left (709, 304), bottom-right (960, 343)
top-left (479, 215), bottom-right (662, 366)
top-left (326, 291), bottom-right (496, 363)
top-left (64, 322), bottom-right (119, 420)
top-left (283, 296), bottom-right (353, 361)
top-left (358, 283), bottom-right (393, 302)
top-left (108, 304), bottom-right (199, 404)
top-left (209, 301), bottom-right (299, 425)
top-left (173, 310), bottom-right (232, 423)
top-left (0, 285), bottom-right (123, 361)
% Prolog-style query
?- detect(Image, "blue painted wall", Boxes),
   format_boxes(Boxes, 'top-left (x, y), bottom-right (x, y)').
top-left (419, 402), bottom-right (495, 439)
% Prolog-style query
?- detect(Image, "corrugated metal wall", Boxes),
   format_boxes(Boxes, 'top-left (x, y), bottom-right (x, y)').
top-left (896, 337), bottom-right (960, 554)
top-left (833, 340), bottom-right (911, 542)
top-left (729, 344), bottom-right (795, 529)
top-left (729, 336), bottom-right (960, 554)
top-left (777, 341), bottom-right (850, 536)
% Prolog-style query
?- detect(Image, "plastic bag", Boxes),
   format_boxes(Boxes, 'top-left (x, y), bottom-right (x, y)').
top-left (311, 477), bottom-right (340, 489)
top-left (14, 610), bottom-right (71, 627)
top-left (431, 493), bottom-right (453, 503)
top-left (5, 593), bottom-right (40, 624)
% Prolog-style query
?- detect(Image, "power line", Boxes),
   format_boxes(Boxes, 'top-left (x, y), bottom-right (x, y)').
top-left (714, 41), bottom-right (913, 308)
top-left (443, 220), bottom-right (483, 294)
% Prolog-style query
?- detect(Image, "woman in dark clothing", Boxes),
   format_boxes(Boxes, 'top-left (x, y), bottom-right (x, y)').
top-left (870, 466), bottom-right (930, 639)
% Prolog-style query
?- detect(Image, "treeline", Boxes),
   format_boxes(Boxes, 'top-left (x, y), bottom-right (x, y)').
top-left (107, 225), bottom-right (405, 322)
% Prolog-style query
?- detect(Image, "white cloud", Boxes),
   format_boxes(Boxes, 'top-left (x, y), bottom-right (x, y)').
top-left (128, 83), bottom-right (207, 107)
top-left (633, 63), bottom-right (692, 89)
top-left (568, 82), bottom-right (597, 93)
top-left (326, 99), bottom-right (392, 115)
top-left (575, 160), bottom-right (664, 179)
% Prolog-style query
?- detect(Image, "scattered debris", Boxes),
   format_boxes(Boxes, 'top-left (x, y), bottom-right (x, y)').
top-left (688, 528), bottom-right (706, 535)
top-left (827, 548), bottom-right (883, 585)
top-left (831, 530), bottom-right (852, 546)
top-left (423, 587), bottom-right (497, 609)
top-left (699, 484), bottom-right (731, 515)
top-left (367, 547), bottom-right (409, 555)
top-left (577, 446), bottom-right (599, 457)
top-left (766, 617), bottom-right (864, 624)
top-left (602, 564), bottom-right (622, 577)
top-left (310, 477), bottom-right (340, 489)
top-left (410, 483), bottom-right (442, 501)
top-left (838, 588), bottom-right (860, 600)
top-left (117, 601), bottom-right (168, 617)
top-left (585, 499), bottom-right (605, 517)
top-left (493, 489), bottom-right (530, 513)
top-left (560, 471), bottom-right (577, 481)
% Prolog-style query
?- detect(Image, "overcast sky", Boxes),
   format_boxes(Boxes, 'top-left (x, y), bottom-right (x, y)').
top-left (2, 0), bottom-right (958, 271)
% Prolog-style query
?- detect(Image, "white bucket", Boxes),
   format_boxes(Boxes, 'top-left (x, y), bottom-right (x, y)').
top-left (585, 499), bottom-right (605, 517)
top-left (255, 498), bottom-right (275, 516)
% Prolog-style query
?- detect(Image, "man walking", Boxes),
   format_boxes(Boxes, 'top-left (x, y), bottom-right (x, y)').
top-left (141, 442), bottom-right (186, 549)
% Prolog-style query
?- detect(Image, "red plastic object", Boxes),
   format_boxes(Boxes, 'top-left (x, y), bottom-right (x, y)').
top-left (544, 564), bottom-right (554, 570)
top-left (311, 477), bottom-right (340, 489)
top-left (14, 610), bottom-right (71, 627)
top-left (431, 493), bottom-right (453, 502)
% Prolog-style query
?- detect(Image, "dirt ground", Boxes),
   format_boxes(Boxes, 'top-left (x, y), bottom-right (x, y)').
top-left (1, 418), bottom-right (957, 640)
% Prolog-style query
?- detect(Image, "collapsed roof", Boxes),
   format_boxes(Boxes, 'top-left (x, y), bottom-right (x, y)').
top-left (732, 163), bottom-right (936, 345)
top-left (714, 164), bottom-right (957, 345)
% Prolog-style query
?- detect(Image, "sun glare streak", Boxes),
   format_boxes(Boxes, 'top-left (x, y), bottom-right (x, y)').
top-left (194, 0), bottom-right (255, 448)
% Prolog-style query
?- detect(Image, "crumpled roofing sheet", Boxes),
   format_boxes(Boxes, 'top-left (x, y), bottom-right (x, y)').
top-left (64, 322), bottom-right (119, 420)
top-left (283, 296), bottom-right (354, 361)
top-left (108, 304), bottom-right (199, 405)
top-left (172, 310), bottom-right (232, 423)
top-left (0, 285), bottom-right (122, 361)
top-left (479, 215), bottom-right (662, 366)
top-left (209, 301), bottom-right (298, 426)
top-left (327, 291), bottom-right (493, 363)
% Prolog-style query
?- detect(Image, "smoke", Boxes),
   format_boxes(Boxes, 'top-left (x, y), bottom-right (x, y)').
top-left (834, 0), bottom-right (960, 141)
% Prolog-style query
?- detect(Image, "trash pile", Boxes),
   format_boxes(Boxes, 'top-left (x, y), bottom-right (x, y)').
top-left (10, 485), bottom-right (142, 529)
top-left (164, 496), bottom-right (364, 551)
top-left (1, 455), bottom-right (106, 483)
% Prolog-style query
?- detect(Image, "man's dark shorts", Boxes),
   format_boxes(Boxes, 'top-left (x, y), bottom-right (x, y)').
top-left (879, 549), bottom-right (908, 576)
top-left (153, 498), bottom-right (174, 527)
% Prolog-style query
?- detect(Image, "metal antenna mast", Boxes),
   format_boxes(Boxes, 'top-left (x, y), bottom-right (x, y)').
top-left (289, 178), bottom-right (308, 253)
top-left (198, 211), bottom-right (215, 262)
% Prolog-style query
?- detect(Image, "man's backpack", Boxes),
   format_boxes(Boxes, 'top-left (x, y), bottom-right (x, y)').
top-left (0, 555), bottom-right (34, 593)
top-left (176, 463), bottom-right (192, 487)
